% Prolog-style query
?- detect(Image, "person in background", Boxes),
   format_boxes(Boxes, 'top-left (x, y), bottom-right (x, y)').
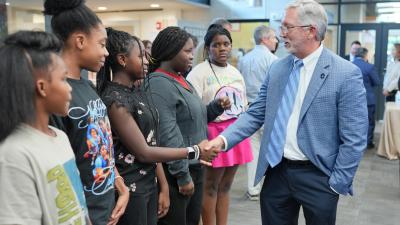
top-left (352, 47), bottom-right (380, 149)
top-left (193, 18), bottom-right (232, 67)
top-left (237, 25), bottom-right (278, 201)
top-left (187, 25), bottom-right (253, 225)
top-left (183, 33), bottom-right (199, 77)
top-left (271, 36), bottom-right (280, 54)
top-left (344, 40), bottom-right (361, 61)
top-left (190, 34), bottom-right (199, 50)
top-left (204, 0), bottom-right (368, 224)
top-left (147, 26), bottom-right (230, 225)
top-left (0, 31), bottom-right (90, 224)
top-left (383, 43), bottom-right (400, 102)
top-left (143, 40), bottom-right (152, 58)
top-left (96, 27), bottom-right (219, 225)
top-left (44, 0), bottom-right (129, 224)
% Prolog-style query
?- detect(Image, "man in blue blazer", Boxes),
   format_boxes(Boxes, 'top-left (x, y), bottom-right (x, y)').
top-left (352, 47), bottom-right (380, 148)
top-left (204, 0), bottom-right (368, 224)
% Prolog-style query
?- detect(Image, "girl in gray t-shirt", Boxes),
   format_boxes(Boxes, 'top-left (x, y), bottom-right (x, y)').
top-left (0, 31), bottom-right (90, 225)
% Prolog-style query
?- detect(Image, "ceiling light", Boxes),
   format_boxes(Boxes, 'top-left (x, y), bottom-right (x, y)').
top-left (150, 4), bottom-right (160, 8)
top-left (97, 6), bottom-right (107, 11)
top-left (5, 2), bottom-right (10, 6)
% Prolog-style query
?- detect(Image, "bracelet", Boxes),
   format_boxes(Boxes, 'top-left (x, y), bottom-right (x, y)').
top-left (115, 175), bottom-right (124, 182)
top-left (193, 145), bottom-right (200, 160)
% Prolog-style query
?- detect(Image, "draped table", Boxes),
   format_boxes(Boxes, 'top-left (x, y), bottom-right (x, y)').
top-left (377, 102), bottom-right (400, 160)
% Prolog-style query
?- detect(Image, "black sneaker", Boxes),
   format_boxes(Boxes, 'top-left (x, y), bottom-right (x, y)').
top-left (367, 143), bottom-right (375, 149)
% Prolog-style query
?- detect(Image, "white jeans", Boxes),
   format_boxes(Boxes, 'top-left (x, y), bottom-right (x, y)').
top-left (246, 126), bottom-right (264, 195)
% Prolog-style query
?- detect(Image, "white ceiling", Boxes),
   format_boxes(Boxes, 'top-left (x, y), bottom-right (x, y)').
top-left (6, 0), bottom-right (207, 11)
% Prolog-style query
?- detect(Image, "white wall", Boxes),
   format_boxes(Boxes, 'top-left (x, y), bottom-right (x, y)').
top-left (97, 9), bottom-right (181, 41)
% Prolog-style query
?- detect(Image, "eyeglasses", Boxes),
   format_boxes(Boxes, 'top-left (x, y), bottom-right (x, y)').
top-left (279, 25), bottom-right (312, 34)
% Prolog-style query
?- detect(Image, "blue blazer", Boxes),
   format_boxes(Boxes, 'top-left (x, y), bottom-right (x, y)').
top-left (352, 57), bottom-right (380, 106)
top-left (221, 48), bottom-right (368, 195)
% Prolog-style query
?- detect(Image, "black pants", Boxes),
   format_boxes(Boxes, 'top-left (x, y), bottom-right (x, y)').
top-left (385, 90), bottom-right (396, 102)
top-left (158, 164), bottom-right (204, 225)
top-left (260, 159), bottom-right (339, 225)
top-left (118, 187), bottom-right (158, 225)
top-left (86, 191), bottom-right (115, 225)
top-left (367, 105), bottom-right (376, 145)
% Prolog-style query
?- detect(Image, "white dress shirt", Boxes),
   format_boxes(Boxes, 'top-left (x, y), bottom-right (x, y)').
top-left (283, 44), bottom-right (324, 160)
top-left (238, 45), bottom-right (278, 103)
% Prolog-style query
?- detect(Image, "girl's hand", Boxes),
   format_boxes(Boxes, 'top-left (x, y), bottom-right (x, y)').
top-left (158, 188), bottom-right (170, 218)
top-left (218, 96), bottom-right (231, 109)
top-left (107, 185), bottom-right (129, 225)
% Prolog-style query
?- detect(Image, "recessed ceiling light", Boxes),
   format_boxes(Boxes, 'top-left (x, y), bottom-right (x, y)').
top-left (5, 2), bottom-right (10, 6)
top-left (150, 4), bottom-right (160, 8)
top-left (98, 6), bottom-right (107, 11)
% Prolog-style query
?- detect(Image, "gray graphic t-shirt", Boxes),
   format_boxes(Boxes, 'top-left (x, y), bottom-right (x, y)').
top-left (0, 125), bottom-right (89, 225)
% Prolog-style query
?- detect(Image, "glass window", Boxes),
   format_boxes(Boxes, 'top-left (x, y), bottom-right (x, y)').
top-left (344, 29), bottom-right (376, 64)
top-left (323, 25), bottom-right (338, 53)
top-left (341, 2), bottom-right (400, 23)
top-left (323, 4), bottom-right (338, 24)
top-left (7, 5), bottom-right (45, 34)
top-left (340, 3), bottom-right (376, 23)
top-left (386, 29), bottom-right (400, 67)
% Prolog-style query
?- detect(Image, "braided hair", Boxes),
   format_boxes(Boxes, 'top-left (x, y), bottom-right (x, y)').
top-left (148, 26), bottom-right (191, 73)
top-left (97, 27), bottom-right (143, 94)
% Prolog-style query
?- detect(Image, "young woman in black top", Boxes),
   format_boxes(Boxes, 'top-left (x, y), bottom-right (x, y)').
top-left (44, 1), bottom-right (128, 224)
top-left (96, 28), bottom-right (220, 225)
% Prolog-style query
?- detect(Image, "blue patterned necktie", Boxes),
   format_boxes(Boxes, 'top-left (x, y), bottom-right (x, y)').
top-left (266, 59), bottom-right (303, 167)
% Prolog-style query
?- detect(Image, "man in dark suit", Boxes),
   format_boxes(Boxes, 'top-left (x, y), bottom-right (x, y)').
top-left (204, 0), bottom-right (368, 224)
top-left (353, 47), bottom-right (380, 148)
top-left (344, 40), bottom-right (361, 61)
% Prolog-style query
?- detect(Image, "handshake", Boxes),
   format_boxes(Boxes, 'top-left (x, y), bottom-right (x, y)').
top-left (193, 136), bottom-right (226, 166)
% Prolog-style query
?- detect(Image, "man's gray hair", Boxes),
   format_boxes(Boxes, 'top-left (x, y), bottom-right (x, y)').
top-left (286, 0), bottom-right (328, 41)
top-left (210, 18), bottom-right (231, 27)
top-left (253, 25), bottom-right (275, 45)
top-left (355, 47), bottom-right (368, 58)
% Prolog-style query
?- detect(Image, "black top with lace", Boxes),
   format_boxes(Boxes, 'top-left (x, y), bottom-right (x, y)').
top-left (101, 82), bottom-right (158, 193)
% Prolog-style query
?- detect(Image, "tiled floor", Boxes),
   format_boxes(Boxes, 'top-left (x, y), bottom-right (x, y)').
top-left (228, 125), bottom-right (400, 225)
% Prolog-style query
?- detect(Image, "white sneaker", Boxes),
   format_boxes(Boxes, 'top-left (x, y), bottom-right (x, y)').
top-left (246, 191), bottom-right (260, 201)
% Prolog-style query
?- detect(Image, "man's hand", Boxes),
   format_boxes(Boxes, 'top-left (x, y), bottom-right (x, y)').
top-left (158, 188), bottom-right (170, 218)
top-left (198, 139), bottom-right (221, 162)
top-left (383, 90), bottom-right (390, 96)
top-left (178, 181), bottom-right (194, 196)
top-left (217, 96), bottom-right (231, 110)
top-left (204, 136), bottom-right (225, 153)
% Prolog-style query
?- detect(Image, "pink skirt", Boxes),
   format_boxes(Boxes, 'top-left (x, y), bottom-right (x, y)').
top-left (208, 119), bottom-right (253, 168)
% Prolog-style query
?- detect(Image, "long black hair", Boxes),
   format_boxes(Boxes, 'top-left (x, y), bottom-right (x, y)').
top-left (204, 24), bottom-right (232, 59)
top-left (96, 27), bottom-right (143, 94)
top-left (44, 0), bottom-right (102, 41)
top-left (0, 31), bottom-right (62, 142)
top-left (148, 26), bottom-right (191, 73)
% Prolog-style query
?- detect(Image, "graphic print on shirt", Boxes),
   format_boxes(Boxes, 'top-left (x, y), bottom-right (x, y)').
top-left (214, 86), bottom-right (245, 120)
top-left (47, 159), bottom-right (90, 224)
top-left (69, 98), bottom-right (115, 195)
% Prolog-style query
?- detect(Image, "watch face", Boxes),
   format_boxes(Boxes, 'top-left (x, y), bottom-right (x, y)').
top-left (188, 150), bottom-right (196, 160)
